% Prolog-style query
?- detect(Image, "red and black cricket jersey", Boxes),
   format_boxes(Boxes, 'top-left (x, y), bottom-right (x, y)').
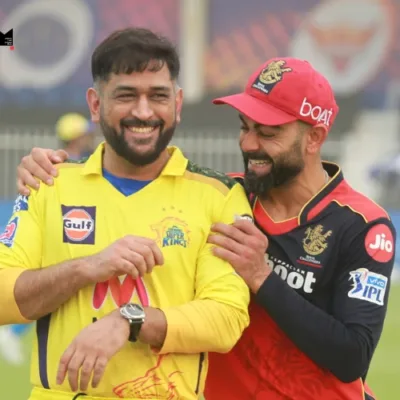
top-left (205, 162), bottom-right (395, 400)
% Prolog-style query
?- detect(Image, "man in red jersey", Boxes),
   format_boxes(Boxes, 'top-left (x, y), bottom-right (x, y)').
top-left (15, 57), bottom-right (394, 400)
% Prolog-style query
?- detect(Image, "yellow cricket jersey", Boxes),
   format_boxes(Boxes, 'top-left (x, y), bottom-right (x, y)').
top-left (0, 143), bottom-right (251, 400)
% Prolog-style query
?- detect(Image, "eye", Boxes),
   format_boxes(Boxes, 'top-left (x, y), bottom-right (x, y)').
top-left (152, 93), bottom-right (169, 99)
top-left (240, 125), bottom-right (249, 132)
top-left (117, 94), bottom-right (134, 100)
top-left (259, 132), bottom-right (275, 138)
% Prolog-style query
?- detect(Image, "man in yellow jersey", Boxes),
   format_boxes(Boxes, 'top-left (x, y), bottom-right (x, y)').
top-left (0, 28), bottom-right (251, 400)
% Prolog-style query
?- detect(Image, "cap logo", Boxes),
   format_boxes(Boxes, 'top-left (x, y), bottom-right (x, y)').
top-left (299, 97), bottom-right (334, 126)
top-left (252, 60), bottom-right (292, 95)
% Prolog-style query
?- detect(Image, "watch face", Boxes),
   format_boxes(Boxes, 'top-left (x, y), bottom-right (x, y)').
top-left (121, 303), bottom-right (145, 320)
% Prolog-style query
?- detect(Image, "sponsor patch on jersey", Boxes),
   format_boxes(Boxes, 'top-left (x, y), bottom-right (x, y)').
top-left (0, 216), bottom-right (19, 248)
top-left (364, 223), bottom-right (394, 263)
top-left (12, 195), bottom-right (29, 213)
top-left (348, 268), bottom-right (387, 306)
top-left (62, 205), bottom-right (96, 245)
top-left (151, 217), bottom-right (190, 248)
top-left (265, 253), bottom-right (317, 294)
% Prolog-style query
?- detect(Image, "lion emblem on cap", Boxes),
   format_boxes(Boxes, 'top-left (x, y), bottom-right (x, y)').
top-left (259, 60), bottom-right (292, 85)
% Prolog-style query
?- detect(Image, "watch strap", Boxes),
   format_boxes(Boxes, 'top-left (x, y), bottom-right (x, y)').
top-left (128, 320), bottom-right (142, 342)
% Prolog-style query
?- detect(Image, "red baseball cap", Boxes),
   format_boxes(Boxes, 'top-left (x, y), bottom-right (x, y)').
top-left (213, 57), bottom-right (339, 129)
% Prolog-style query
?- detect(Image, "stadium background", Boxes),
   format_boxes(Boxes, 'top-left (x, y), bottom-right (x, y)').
top-left (0, 0), bottom-right (399, 398)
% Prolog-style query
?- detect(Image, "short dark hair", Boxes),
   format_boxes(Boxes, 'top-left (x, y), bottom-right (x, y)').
top-left (91, 27), bottom-right (180, 84)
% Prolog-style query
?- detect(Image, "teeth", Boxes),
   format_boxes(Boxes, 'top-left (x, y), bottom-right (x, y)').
top-left (127, 126), bottom-right (155, 133)
top-left (249, 159), bottom-right (268, 165)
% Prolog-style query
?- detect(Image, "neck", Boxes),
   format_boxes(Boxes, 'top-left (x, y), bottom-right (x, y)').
top-left (102, 144), bottom-right (170, 180)
top-left (259, 162), bottom-right (328, 221)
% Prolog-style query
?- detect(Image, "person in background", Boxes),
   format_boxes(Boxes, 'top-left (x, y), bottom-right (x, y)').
top-left (56, 112), bottom-right (97, 160)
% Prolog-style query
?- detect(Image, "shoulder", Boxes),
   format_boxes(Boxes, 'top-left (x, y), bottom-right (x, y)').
top-left (56, 156), bottom-right (88, 169)
top-left (332, 180), bottom-right (390, 224)
top-left (183, 161), bottom-right (239, 196)
top-left (54, 159), bottom-right (87, 176)
top-left (330, 182), bottom-right (396, 257)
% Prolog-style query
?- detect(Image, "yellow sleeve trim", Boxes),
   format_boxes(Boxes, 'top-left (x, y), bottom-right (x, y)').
top-left (183, 171), bottom-right (230, 196)
top-left (0, 268), bottom-right (32, 324)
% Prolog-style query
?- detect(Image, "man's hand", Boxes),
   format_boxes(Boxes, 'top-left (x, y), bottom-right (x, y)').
top-left (56, 310), bottom-right (129, 392)
top-left (17, 147), bottom-right (68, 195)
top-left (207, 219), bottom-right (271, 293)
top-left (85, 235), bottom-right (164, 283)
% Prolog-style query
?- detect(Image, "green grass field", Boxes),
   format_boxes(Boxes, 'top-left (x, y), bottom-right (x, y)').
top-left (1, 285), bottom-right (399, 399)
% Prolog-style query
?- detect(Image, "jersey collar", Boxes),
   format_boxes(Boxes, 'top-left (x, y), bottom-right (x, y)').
top-left (81, 142), bottom-right (188, 177)
top-left (298, 161), bottom-right (343, 224)
top-left (253, 161), bottom-right (344, 235)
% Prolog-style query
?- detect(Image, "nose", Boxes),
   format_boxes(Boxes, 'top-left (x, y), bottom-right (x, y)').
top-left (131, 95), bottom-right (154, 120)
top-left (240, 130), bottom-right (261, 153)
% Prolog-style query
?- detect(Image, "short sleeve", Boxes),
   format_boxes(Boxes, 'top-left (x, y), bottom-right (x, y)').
top-left (0, 192), bottom-right (43, 270)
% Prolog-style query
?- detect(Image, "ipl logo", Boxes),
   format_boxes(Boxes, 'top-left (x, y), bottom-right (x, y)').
top-left (348, 268), bottom-right (387, 306)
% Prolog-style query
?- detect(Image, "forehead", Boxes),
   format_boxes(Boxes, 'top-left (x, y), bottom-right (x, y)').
top-left (105, 64), bottom-right (174, 91)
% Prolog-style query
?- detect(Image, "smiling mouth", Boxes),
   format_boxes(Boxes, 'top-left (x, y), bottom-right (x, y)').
top-left (249, 159), bottom-right (270, 166)
top-left (125, 126), bottom-right (158, 134)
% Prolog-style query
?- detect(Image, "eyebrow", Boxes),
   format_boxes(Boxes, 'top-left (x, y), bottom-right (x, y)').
top-left (113, 85), bottom-right (172, 94)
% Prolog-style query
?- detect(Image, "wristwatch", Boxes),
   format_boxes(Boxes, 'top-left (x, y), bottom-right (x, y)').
top-left (119, 303), bottom-right (146, 342)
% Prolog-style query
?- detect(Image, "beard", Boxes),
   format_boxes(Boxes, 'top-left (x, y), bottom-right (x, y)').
top-left (243, 138), bottom-right (304, 196)
top-left (100, 114), bottom-right (176, 167)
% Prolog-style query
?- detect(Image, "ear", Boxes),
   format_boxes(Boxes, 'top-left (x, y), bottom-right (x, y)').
top-left (175, 87), bottom-right (183, 124)
top-left (306, 124), bottom-right (328, 155)
top-left (86, 87), bottom-right (101, 123)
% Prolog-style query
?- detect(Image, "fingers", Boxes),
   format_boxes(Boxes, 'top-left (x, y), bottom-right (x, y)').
top-left (67, 351), bottom-right (87, 392)
top-left (212, 245), bottom-right (240, 265)
top-left (208, 231), bottom-right (246, 254)
top-left (119, 252), bottom-right (147, 278)
top-left (32, 148), bottom-right (60, 176)
top-left (79, 355), bottom-right (97, 391)
top-left (122, 236), bottom-right (164, 266)
top-left (91, 356), bottom-right (108, 388)
top-left (19, 152), bottom-right (54, 189)
top-left (120, 243), bottom-right (157, 277)
top-left (233, 219), bottom-right (267, 241)
top-left (211, 221), bottom-right (268, 250)
top-left (211, 222), bottom-right (249, 244)
top-left (57, 344), bottom-right (75, 387)
top-left (131, 236), bottom-right (164, 266)
top-left (16, 148), bottom-right (66, 195)
top-left (51, 149), bottom-right (69, 163)
top-left (128, 246), bottom-right (155, 276)
top-left (59, 349), bottom-right (98, 392)
top-left (16, 166), bottom-right (38, 195)
top-left (104, 236), bottom-right (165, 280)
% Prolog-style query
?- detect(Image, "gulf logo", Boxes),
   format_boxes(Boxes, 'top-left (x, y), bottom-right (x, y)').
top-left (62, 205), bottom-right (96, 245)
